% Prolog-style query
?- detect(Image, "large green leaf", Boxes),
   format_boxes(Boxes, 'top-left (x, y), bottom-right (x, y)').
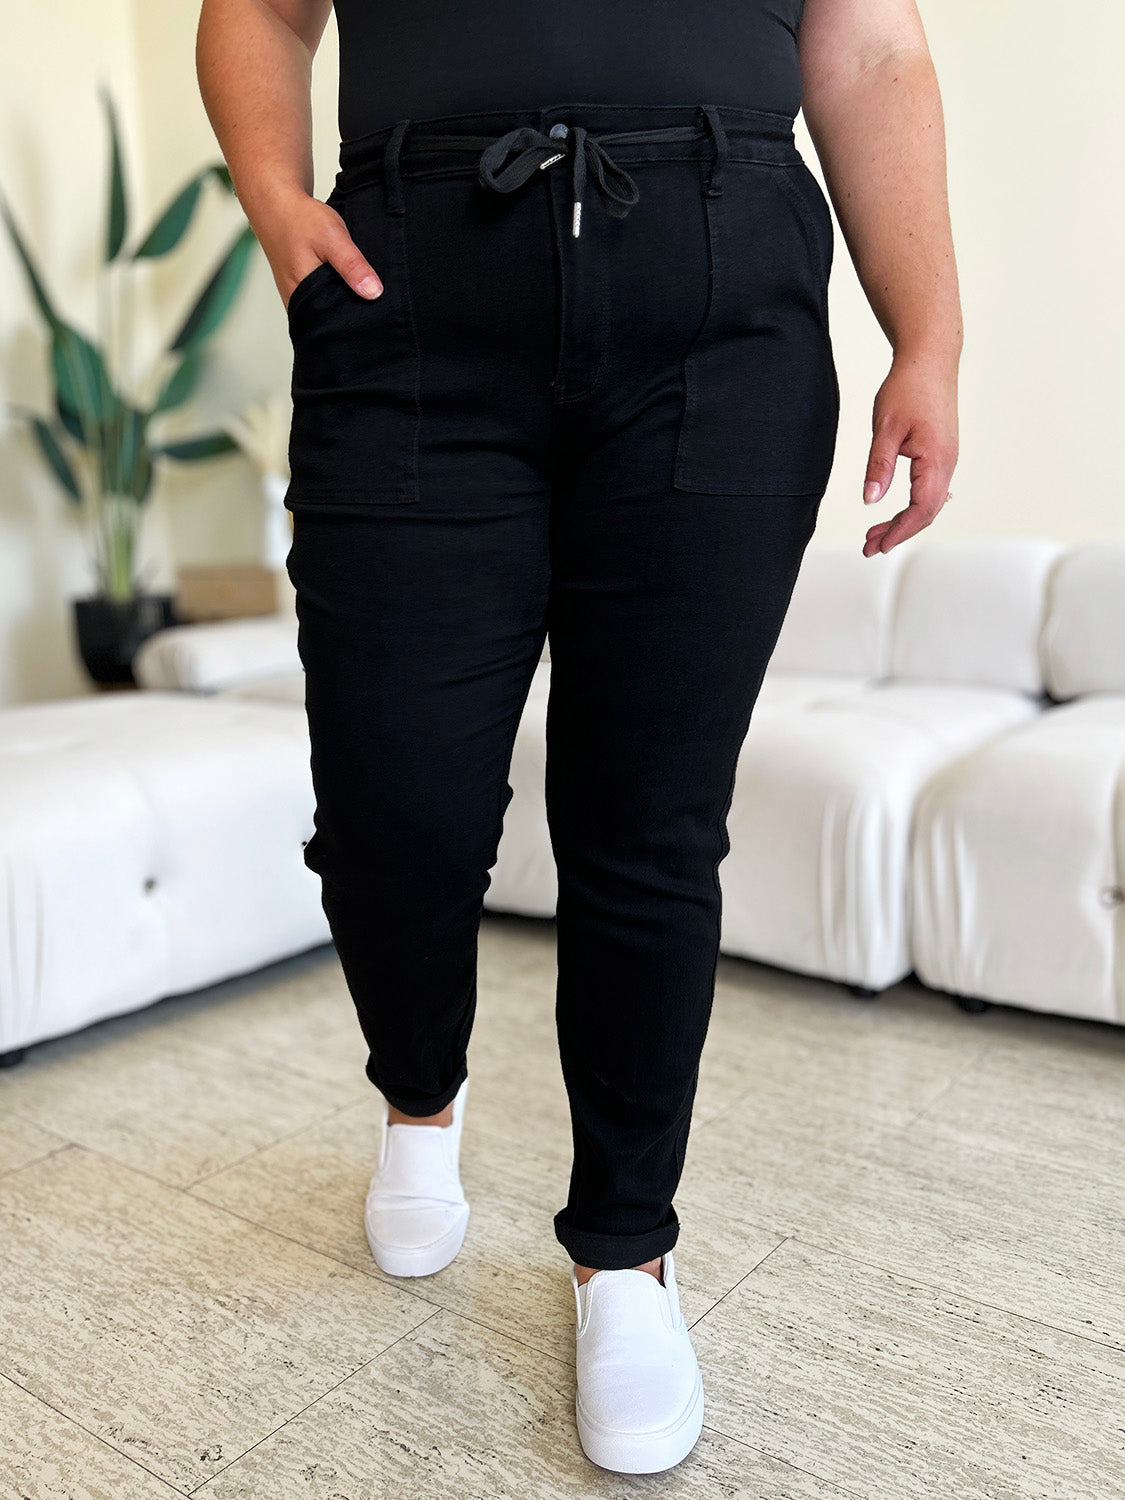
top-left (101, 85), bottom-right (128, 262)
top-left (132, 164), bottom-right (230, 259)
top-left (96, 404), bottom-right (154, 502)
top-left (167, 223), bottom-right (258, 353)
top-left (153, 430), bottom-right (239, 461)
top-left (0, 189), bottom-right (62, 329)
top-left (152, 347), bottom-right (203, 413)
top-left (51, 323), bottom-right (118, 432)
top-left (21, 411), bottom-right (83, 503)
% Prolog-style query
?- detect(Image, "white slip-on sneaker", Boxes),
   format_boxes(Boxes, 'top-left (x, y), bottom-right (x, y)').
top-left (364, 1075), bottom-right (471, 1277)
top-left (572, 1249), bottom-right (705, 1474)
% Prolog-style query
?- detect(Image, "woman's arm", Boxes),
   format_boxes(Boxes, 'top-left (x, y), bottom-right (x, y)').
top-left (799, 0), bottom-right (963, 555)
top-left (196, 0), bottom-right (383, 307)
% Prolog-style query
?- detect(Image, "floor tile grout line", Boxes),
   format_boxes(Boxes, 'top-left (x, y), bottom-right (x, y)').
top-left (57, 1095), bottom-right (369, 1198)
top-left (189, 1307), bottom-right (447, 1494)
top-left (1, 1085), bottom-right (372, 1197)
top-left (193, 1299), bottom-right (592, 1493)
top-left (687, 1235), bottom-right (794, 1330)
top-left (686, 1068), bottom-right (966, 1152)
top-left (68, 1144), bottom-right (582, 1352)
top-left (698, 1418), bottom-right (869, 1500)
top-left (784, 1232), bottom-right (1125, 1356)
top-left (0, 1140), bottom-right (78, 1183)
top-left (896, 1035), bottom-right (996, 1134)
top-left (143, 1166), bottom-right (593, 1372)
top-left (181, 1095), bottom-right (374, 1192)
top-left (27, 1126), bottom-right (1125, 1362)
top-left (0, 1370), bottom-right (190, 1497)
top-left (365, 1295), bottom-right (582, 1374)
top-left (27, 1141), bottom-right (462, 1327)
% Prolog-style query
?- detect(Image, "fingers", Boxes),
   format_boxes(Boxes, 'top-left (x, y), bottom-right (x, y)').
top-left (282, 200), bottom-right (384, 307)
top-left (311, 246), bottom-right (382, 298)
top-left (861, 406), bottom-right (956, 556)
top-left (313, 201), bottom-right (383, 297)
top-left (862, 501), bottom-right (932, 556)
top-left (863, 437), bottom-right (900, 506)
top-left (337, 248), bottom-right (383, 299)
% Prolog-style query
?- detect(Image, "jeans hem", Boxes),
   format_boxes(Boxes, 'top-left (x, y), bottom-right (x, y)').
top-left (553, 1210), bottom-right (681, 1269)
top-left (369, 1059), bottom-right (468, 1116)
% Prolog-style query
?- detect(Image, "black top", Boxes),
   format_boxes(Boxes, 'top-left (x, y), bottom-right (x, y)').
top-left (332, 1), bottom-right (807, 143)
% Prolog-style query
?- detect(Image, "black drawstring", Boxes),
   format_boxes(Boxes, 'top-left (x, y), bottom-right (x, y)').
top-left (380, 108), bottom-right (734, 233)
top-left (479, 123), bottom-right (642, 239)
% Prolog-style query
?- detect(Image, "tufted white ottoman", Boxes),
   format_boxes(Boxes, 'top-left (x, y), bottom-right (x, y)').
top-left (911, 697), bottom-right (1125, 1022)
top-left (0, 690), bottom-right (329, 1061)
top-left (911, 542), bottom-right (1125, 1024)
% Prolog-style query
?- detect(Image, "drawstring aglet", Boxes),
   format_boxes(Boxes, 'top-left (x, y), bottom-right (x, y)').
top-left (572, 199), bottom-right (582, 238)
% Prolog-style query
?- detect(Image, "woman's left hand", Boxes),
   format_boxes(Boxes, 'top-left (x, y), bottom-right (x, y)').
top-left (860, 351), bottom-right (959, 556)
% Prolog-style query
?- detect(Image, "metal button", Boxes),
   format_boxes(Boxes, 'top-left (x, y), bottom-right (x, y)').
top-left (549, 123), bottom-right (569, 140)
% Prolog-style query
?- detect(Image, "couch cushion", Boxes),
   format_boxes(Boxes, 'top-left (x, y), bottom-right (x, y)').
top-left (719, 682), bottom-right (1043, 989)
top-left (0, 692), bottom-right (327, 1051)
top-left (769, 542), bottom-right (905, 678)
top-left (217, 671), bottom-right (307, 706)
top-left (1040, 541), bottom-right (1125, 699)
top-left (889, 539), bottom-right (1063, 693)
top-left (911, 694), bottom-right (1125, 1022)
top-left (134, 616), bottom-right (301, 694)
top-left (755, 671), bottom-right (874, 715)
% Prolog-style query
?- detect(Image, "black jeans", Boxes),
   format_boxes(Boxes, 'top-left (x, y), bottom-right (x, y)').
top-left (284, 102), bottom-right (839, 1269)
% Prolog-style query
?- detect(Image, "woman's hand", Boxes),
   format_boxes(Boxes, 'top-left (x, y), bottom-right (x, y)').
top-left (861, 349), bottom-right (959, 556)
top-left (258, 188), bottom-right (384, 311)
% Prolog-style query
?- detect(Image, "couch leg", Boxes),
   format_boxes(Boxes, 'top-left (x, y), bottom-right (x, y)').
top-left (0, 1048), bottom-right (28, 1068)
top-left (848, 984), bottom-right (880, 1001)
top-left (954, 996), bottom-right (991, 1015)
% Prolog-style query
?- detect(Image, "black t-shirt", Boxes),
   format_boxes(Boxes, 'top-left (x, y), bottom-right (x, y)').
top-left (332, 1), bottom-right (807, 142)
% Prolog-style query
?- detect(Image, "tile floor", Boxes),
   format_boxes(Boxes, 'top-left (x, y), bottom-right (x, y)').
top-left (2, 912), bottom-right (1123, 1498)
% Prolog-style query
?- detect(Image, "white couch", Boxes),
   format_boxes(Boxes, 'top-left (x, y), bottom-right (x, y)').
top-left (910, 543), bottom-right (1125, 1023)
top-left (0, 691), bottom-right (328, 1061)
top-left (2, 537), bottom-right (1121, 1060)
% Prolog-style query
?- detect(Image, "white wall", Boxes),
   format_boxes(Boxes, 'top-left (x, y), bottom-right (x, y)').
top-left (0, 1), bottom-right (1121, 704)
top-left (808, 0), bottom-right (1125, 546)
top-left (0, 0), bottom-right (148, 703)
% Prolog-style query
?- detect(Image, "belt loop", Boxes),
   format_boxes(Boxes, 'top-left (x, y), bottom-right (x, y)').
top-left (383, 119), bottom-right (410, 216)
top-left (700, 105), bottom-right (728, 199)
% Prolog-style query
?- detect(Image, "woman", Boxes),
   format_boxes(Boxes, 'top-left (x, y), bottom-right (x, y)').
top-left (197, 0), bottom-right (960, 1474)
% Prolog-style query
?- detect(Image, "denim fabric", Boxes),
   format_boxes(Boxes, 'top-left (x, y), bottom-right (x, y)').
top-left (284, 102), bottom-right (839, 1269)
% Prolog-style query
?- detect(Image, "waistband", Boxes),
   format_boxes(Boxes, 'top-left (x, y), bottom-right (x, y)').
top-left (332, 103), bottom-right (801, 238)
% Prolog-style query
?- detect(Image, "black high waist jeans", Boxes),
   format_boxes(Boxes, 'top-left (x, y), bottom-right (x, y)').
top-left (284, 102), bottom-right (839, 1270)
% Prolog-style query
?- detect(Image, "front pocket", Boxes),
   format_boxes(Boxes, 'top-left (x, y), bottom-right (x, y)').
top-left (286, 181), bottom-right (422, 511)
top-left (285, 259), bottom-right (338, 320)
top-left (672, 158), bottom-right (840, 497)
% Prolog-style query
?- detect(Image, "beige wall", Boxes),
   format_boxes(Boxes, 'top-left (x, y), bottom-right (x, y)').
top-left (0, 0), bottom-right (146, 703)
top-left (809, 0), bottom-right (1125, 547)
top-left (0, 2), bottom-right (1121, 704)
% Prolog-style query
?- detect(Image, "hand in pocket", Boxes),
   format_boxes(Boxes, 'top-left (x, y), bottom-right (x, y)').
top-left (261, 191), bottom-right (385, 312)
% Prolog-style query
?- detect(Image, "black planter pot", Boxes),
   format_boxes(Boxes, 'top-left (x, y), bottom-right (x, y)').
top-left (73, 592), bottom-right (179, 686)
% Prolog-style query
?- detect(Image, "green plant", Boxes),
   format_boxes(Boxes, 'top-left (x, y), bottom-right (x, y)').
top-left (1, 84), bottom-right (258, 602)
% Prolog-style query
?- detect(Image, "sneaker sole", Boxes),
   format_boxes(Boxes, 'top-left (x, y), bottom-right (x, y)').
top-left (364, 1201), bottom-right (470, 1278)
top-left (575, 1367), bottom-right (705, 1474)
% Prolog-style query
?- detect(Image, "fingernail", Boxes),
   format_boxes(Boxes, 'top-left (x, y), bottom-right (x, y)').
top-left (864, 481), bottom-right (881, 503)
top-left (357, 274), bottom-right (383, 297)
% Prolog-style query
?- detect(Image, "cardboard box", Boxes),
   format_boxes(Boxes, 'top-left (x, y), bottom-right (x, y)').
top-left (175, 564), bottom-right (291, 621)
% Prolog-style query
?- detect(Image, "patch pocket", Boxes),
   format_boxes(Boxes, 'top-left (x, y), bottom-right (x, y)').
top-left (285, 258), bottom-right (338, 320)
top-left (286, 181), bottom-right (422, 509)
top-left (672, 158), bottom-right (840, 497)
